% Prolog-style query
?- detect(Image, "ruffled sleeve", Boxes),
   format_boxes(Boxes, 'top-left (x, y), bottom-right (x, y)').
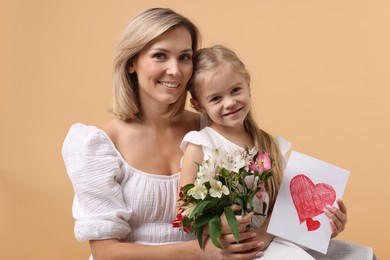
top-left (62, 123), bottom-right (131, 242)
top-left (275, 136), bottom-right (292, 168)
top-left (180, 130), bottom-right (213, 152)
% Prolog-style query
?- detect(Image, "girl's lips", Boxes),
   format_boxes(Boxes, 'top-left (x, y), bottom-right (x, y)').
top-left (222, 107), bottom-right (242, 116)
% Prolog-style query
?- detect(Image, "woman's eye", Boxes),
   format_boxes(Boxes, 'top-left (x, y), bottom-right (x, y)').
top-left (153, 53), bottom-right (166, 59)
top-left (179, 54), bottom-right (192, 61)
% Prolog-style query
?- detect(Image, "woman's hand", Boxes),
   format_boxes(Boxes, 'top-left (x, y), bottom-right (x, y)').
top-left (220, 204), bottom-right (254, 234)
top-left (201, 231), bottom-right (264, 260)
top-left (323, 199), bottom-right (348, 238)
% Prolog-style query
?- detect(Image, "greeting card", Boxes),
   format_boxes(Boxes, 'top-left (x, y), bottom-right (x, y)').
top-left (267, 151), bottom-right (350, 253)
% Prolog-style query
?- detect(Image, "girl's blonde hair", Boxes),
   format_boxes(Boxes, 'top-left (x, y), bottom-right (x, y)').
top-left (188, 45), bottom-right (283, 214)
top-left (112, 8), bottom-right (201, 120)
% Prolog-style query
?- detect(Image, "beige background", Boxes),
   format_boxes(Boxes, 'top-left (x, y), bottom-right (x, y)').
top-left (1, 0), bottom-right (389, 259)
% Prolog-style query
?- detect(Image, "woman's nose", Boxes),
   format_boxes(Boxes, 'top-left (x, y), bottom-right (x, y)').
top-left (166, 59), bottom-right (180, 76)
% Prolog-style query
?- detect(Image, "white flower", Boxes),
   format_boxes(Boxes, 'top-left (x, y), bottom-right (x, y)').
top-left (209, 180), bottom-right (230, 198)
top-left (222, 150), bottom-right (246, 173)
top-left (188, 181), bottom-right (208, 200)
top-left (181, 203), bottom-right (197, 217)
top-left (197, 159), bottom-right (217, 184)
top-left (211, 148), bottom-right (227, 167)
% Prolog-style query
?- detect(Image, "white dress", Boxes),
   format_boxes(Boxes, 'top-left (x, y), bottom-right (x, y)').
top-left (62, 123), bottom-right (195, 258)
top-left (181, 127), bottom-right (374, 260)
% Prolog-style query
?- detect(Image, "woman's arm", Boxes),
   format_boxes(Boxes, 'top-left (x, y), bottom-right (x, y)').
top-left (90, 233), bottom-right (264, 260)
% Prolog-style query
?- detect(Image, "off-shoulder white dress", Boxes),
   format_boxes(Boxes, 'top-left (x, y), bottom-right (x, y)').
top-left (62, 123), bottom-right (195, 259)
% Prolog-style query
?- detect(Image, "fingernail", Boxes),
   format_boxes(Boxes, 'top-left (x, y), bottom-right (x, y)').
top-left (256, 251), bottom-right (264, 257)
top-left (326, 204), bottom-right (333, 209)
top-left (323, 208), bottom-right (330, 213)
top-left (250, 232), bottom-right (257, 237)
top-left (257, 241), bottom-right (264, 247)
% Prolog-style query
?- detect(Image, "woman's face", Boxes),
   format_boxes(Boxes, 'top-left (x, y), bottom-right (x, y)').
top-left (129, 26), bottom-right (193, 109)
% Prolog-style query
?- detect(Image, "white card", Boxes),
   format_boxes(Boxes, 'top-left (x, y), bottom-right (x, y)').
top-left (267, 151), bottom-right (350, 254)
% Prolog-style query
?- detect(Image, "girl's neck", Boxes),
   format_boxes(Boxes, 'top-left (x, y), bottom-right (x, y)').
top-left (209, 123), bottom-right (254, 149)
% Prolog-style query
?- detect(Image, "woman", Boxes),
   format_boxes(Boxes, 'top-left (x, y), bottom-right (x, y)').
top-left (62, 8), bottom-right (263, 259)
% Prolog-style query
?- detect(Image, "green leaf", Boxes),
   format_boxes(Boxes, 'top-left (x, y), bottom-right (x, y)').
top-left (196, 226), bottom-right (204, 249)
top-left (235, 197), bottom-right (244, 208)
top-left (191, 214), bottom-right (214, 231)
top-left (224, 206), bottom-right (239, 242)
top-left (190, 200), bottom-right (211, 219)
top-left (209, 215), bottom-right (222, 249)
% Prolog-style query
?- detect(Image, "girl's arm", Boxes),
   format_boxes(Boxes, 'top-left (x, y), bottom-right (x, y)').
top-left (90, 233), bottom-right (263, 260)
top-left (179, 143), bottom-right (204, 193)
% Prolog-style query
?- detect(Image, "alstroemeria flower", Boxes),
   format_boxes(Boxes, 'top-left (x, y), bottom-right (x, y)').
top-left (188, 181), bottom-right (208, 200)
top-left (197, 159), bottom-right (217, 184)
top-left (249, 152), bottom-right (271, 173)
top-left (222, 150), bottom-right (246, 173)
top-left (209, 180), bottom-right (229, 198)
top-left (181, 203), bottom-right (197, 217)
top-left (211, 148), bottom-right (227, 167)
top-left (255, 182), bottom-right (266, 201)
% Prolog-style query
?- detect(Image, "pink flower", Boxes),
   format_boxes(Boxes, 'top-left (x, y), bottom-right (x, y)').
top-left (255, 183), bottom-right (266, 201)
top-left (249, 152), bottom-right (271, 173)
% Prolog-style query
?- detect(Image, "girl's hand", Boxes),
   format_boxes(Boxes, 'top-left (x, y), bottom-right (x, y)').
top-left (201, 231), bottom-right (264, 260)
top-left (323, 199), bottom-right (348, 238)
top-left (220, 204), bottom-right (254, 234)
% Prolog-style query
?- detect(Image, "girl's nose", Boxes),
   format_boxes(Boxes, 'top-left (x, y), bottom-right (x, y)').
top-left (224, 97), bottom-right (237, 108)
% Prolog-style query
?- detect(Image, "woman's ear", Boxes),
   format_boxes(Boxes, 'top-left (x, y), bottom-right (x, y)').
top-left (190, 98), bottom-right (206, 114)
top-left (128, 64), bottom-right (135, 74)
top-left (127, 59), bottom-right (136, 74)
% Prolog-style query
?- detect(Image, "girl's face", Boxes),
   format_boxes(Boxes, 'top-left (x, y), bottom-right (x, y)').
top-left (194, 64), bottom-right (251, 130)
top-left (129, 26), bottom-right (193, 109)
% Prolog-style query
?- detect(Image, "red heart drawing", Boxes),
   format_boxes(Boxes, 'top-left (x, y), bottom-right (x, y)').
top-left (290, 174), bottom-right (336, 230)
top-left (306, 217), bottom-right (321, 231)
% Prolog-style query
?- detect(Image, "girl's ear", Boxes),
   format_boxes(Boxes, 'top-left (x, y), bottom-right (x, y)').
top-left (190, 98), bottom-right (206, 114)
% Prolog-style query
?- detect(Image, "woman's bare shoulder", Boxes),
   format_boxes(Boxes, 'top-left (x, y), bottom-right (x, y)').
top-left (101, 118), bottom-right (130, 144)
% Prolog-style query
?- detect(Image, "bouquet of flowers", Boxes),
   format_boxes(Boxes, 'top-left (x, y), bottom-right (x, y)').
top-left (172, 147), bottom-right (273, 249)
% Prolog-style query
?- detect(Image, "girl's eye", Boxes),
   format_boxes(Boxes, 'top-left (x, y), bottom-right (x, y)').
top-left (210, 96), bottom-right (221, 103)
top-left (232, 87), bottom-right (241, 93)
top-left (153, 53), bottom-right (167, 59)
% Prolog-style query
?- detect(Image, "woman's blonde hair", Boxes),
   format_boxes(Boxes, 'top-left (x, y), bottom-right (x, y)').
top-left (112, 8), bottom-right (201, 120)
top-left (188, 45), bottom-right (283, 214)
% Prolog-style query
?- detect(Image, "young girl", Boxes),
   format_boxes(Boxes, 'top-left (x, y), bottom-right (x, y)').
top-left (178, 45), bottom-right (372, 259)
top-left (178, 44), bottom-right (293, 254)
